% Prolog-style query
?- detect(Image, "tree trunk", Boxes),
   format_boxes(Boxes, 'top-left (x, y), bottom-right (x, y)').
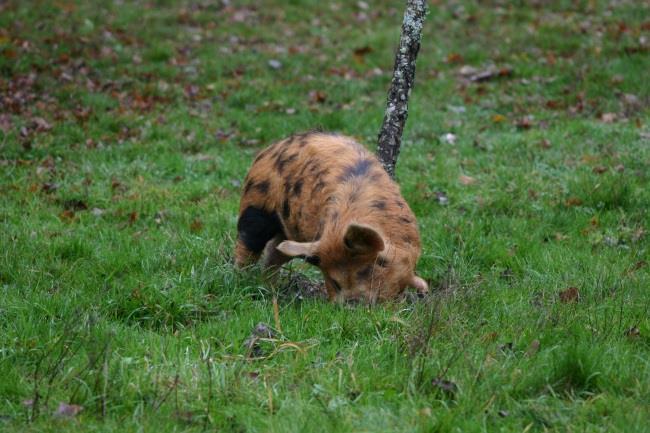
top-left (377, 0), bottom-right (427, 178)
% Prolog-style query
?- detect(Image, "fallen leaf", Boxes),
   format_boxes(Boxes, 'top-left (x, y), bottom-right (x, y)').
top-left (483, 332), bottom-right (498, 342)
top-left (611, 74), bottom-right (624, 84)
top-left (600, 112), bottom-right (617, 123)
top-left (554, 232), bottom-right (568, 241)
top-left (353, 45), bottom-right (373, 63)
top-left (111, 179), bottom-right (125, 192)
top-left (190, 218), bottom-right (203, 233)
top-left (545, 99), bottom-right (562, 110)
top-left (492, 114), bottom-right (507, 123)
top-left (621, 93), bottom-right (641, 108)
top-left (459, 174), bottom-right (477, 185)
top-left (592, 166), bottom-right (608, 174)
top-left (128, 211), bottom-right (139, 225)
top-left (431, 378), bottom-right (457, 396)
top-left (59, 209), bottom-right (74, 222)
top-left (268, 59), bottom-right (282, 69)
top-left (564, 197), bottom-right (582, 207)
top-left (41, 182), bottom-right (59, 193)
top-left (559, 287), bottom-right (580, 303)
top-left (308, 90), bottom-right (327, 104)
top-left (458, 65), bottom-right (479, 76)
top-left (446, 53), bottom-right (464, 64)
top-left (460, 65), bottom-right (513, 82)
top-left (53, 402), bottom-right (83, 418)
top-left (515, 116), bottom-right (534, 129)
top-left (526, 339), bottom-right (540, 357)
top-left (625, 327), bottom-right (640, 338)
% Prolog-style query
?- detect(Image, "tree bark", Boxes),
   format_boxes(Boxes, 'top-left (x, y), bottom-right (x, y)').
top-left (377, 0), bottom-right (427, 178)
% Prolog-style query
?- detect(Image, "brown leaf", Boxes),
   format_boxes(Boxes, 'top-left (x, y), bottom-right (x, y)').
top-left (53, 402), bottom-right (83, 418)
top-left (483, 332), bottom-right (498, 342)
top-left (564, 197), bottom-right (582, 207)
top-left (600, 112), bottom-right (617, 123)
top-left (545, 100), bottom-right (563, 110)
top-left (128, 211), bottom-right (139, 225)
top-left (446, 53), bottom-right (464, 64)
top-left (59, 209), bottom-right (75, 222)
top-left (32, 117), bottom-right (53, 132)
top-left (592, 166), bottom-right (608, 174)
top-left (111, 179), bottom-right (126, 193)
top-left (515, 116), bottom-right (534, 129)
top-left (190, 218), bottom-right (203, 233)
top-left (492, 114), bottom-right (507, 123)
top-left (559, 287), bottom-right (580, 303)
top-left (460, 65), bottom-right (513, 82)
top-left (630, 260), bottom-right (647, 273)
top-left (459, 174), bottom-right (477, 186)
top-left (353, 45), bottom-right (373, 63)
top-left (308, 90), bottom-right (327, 104)
top-left (526, 339), bottom-right (540, 357)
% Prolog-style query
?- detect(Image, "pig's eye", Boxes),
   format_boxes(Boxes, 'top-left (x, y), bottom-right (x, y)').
top-left (330, 279), bottom-right (342, 293)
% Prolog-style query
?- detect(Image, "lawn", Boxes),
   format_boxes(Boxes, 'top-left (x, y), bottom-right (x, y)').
top-left (1, 0), bottom-right (649, 431)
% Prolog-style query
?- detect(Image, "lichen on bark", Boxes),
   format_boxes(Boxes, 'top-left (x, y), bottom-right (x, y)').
top-left (377, 0), bottom-right (427, 178)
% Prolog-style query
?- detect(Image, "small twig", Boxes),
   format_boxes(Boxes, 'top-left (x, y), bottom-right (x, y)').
top-left (152, 374), bottom-right (179, 412)
top-left (272, 297), bottom-right (282, 333)
top-left (203, 344), bottom-right (213, 430)
top-left (264, 376), bottom-right (273, 415)
top-left (28, 358), bottom-right (43, 423)
top-left (101, 339), bottom-right (110, 418)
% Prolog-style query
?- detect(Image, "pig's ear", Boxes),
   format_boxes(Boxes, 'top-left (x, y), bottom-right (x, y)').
top-left (276, 240), bottom-right (318, 258)
top-left (409, 275), bottom-right (429, 294)
top-left (343, 224), bottom-right (385, 256)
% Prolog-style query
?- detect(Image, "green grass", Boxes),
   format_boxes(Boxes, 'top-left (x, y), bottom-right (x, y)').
top-left (1, 0), bottom-right (649, 431)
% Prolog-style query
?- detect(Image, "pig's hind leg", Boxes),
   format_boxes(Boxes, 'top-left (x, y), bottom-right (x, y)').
top-left (235, 206), bottom-right (285, 268)
top-left (261, 234), bottom-right (292, 268)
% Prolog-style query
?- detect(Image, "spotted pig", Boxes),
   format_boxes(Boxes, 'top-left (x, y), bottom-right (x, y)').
top-left (235, 132), bottom-right (428, 303)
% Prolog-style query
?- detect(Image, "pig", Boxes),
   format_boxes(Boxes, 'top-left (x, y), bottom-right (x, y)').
top-left (235, 131), bottom-right (427, 303)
